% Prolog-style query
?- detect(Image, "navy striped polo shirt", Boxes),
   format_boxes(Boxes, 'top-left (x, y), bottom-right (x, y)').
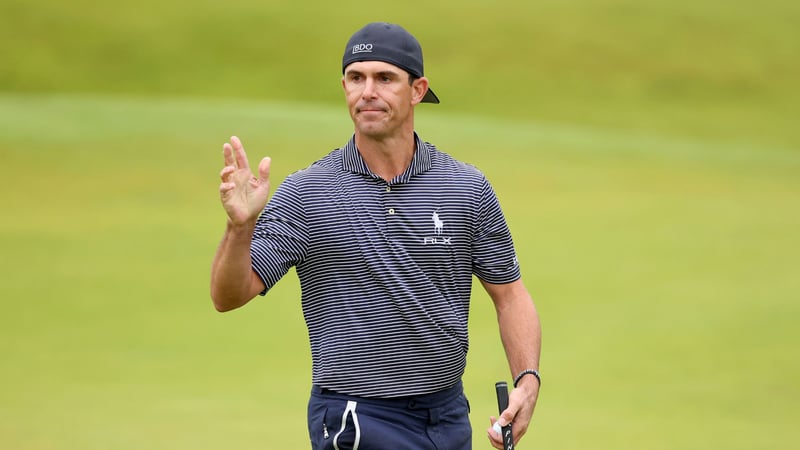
top-left (250, 133), bottom-right (521, 398)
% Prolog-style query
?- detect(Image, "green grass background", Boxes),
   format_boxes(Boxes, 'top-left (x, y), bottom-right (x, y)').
top-left (1, 0), bottom-right (798, 449)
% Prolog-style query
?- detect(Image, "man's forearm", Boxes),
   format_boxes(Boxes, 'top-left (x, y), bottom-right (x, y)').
top-left (496, 290), bottom-right (542, 392)
top-left (210, 220), bottom-right (258, 311)
top-left (484, 279), bottom-right (541, 448)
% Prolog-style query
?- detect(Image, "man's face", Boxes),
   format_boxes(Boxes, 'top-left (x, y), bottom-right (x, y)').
top-left (342, 61), bottom-right (428, 139)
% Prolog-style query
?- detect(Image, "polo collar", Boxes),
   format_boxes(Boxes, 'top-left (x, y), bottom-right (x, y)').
top-left (341, 133), bottom-right (433, 184)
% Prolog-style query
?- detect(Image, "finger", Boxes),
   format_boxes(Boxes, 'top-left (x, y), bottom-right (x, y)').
top-left (219, 182), bottom-right (236, 194)
top-left (220, 165), bottom-right (235, 182)
top-left (486, 427), bottom-right (503, 449)
top-left (487, 437), bottom-right (502, 450)
top-left (257, 157), bottom-right (271, 184)
top-left (223, 142), bottom-right (235, 168)
top-left (488, 416), bottom-right (502, 437)
top-left (487, 417), bottom-right (503, 445)
top-left (230, 136), bottom-right (250, 170)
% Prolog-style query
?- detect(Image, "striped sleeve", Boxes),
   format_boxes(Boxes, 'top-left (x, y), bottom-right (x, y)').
top-left (250, 175), bottom-right (309, 294)
top-left (471, 175), bottom-right (521, 284)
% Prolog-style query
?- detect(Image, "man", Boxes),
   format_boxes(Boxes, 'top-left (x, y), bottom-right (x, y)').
top-left (211, 22), bottom-right (541, 450)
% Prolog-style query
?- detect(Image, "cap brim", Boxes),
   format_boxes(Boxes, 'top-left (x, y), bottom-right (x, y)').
top-left (421, 87), bottom-right (440, 104)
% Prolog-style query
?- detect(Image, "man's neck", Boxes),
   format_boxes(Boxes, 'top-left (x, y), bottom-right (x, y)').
top-left (354, 131), bottom-right (416, 182)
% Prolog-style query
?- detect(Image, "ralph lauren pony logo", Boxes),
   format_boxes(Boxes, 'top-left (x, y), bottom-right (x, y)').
top-left (424, 210), bottom-right (451, 245)
top-left (432, 211), bottom-right (444, 235)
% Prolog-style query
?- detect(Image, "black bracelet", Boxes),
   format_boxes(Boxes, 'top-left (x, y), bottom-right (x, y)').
top-left (513, 369), bottom-right (541, 388)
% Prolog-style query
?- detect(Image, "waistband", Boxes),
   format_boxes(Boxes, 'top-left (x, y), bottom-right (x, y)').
top-left (311, 381), bottom-right (463, 410)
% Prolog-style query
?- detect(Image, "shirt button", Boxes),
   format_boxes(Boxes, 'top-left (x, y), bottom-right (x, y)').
top-left (386, 186), bottom-right (392, 192)
top-left (388, 208), bottom-right (395, 215)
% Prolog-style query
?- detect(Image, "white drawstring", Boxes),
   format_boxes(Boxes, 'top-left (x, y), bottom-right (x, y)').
top-left (333, 400), bottom-right (361, 450)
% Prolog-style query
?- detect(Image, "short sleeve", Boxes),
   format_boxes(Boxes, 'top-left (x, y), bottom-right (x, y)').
top-left (471, 177), bottom-right (521, 284)
top-left (250, 176), bottom-right (309, 294)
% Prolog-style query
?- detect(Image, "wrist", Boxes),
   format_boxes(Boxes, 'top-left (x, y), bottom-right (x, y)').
top-left (226, 218), bottom-right (257, 233)
top-left (513, 369), bottom-right (541, 390)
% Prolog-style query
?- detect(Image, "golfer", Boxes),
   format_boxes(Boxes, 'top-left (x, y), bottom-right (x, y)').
top-left (210, 22), bottom-right (541, 450)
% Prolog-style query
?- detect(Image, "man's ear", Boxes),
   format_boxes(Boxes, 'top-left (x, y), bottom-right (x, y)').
top-left (411, 77), bottom-right (430, 105)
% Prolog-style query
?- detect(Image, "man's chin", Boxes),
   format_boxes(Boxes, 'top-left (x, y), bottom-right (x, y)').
top-left (355, 121), bottom-right (389, 138)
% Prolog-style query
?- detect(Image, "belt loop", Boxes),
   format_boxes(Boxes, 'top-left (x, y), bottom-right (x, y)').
top-left (428, 407), bottom-right (440, 425)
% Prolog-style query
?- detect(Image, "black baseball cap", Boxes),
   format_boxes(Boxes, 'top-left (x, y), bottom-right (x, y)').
top-left (342, 22), bottom-right (440, 104)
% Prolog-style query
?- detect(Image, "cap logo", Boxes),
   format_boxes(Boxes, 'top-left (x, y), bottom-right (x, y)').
top-left (352, 43), bottom-right (373, 54)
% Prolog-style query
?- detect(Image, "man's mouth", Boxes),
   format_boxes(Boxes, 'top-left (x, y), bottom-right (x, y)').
top-left (357, 104), bottom-right (386, 114)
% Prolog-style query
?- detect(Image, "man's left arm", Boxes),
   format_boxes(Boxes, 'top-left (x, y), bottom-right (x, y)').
top-left (481, 278), bottom-right (541, 449)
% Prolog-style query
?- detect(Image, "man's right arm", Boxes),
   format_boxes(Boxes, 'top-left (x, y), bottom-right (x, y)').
top-left (210, 221), bottom-right (266, 312)
top-left (210, 136), bottom-right (271, 312)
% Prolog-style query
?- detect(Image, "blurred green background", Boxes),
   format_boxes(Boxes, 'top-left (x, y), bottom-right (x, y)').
top-left (1, 0), bottom-right (798, 449)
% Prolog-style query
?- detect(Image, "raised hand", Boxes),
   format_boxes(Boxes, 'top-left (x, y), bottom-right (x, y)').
top-left (219, 136), bottom-right (272, 226)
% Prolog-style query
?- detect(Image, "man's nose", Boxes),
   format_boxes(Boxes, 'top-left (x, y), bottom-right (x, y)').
top-left (361, 78), bottom-right (378, 99)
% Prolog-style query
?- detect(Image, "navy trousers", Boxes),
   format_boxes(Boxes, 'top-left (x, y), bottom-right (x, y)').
top-left (307, 382), bottom-right (472, 450)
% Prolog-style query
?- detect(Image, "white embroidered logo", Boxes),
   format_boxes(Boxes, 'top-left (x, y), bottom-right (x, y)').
top-left (432, 211), bottom-right (445, 235)
top-left (352, 43), bottom-right (373, 54)
top-left (423, 210), bottom-right (451, 245)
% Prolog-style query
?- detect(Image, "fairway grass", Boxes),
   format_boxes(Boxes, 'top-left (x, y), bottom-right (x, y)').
top-left (1, 94), bottom-right (798, 449)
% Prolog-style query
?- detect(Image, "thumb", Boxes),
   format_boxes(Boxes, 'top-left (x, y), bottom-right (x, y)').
top-left (497, 409), bottom-right (515, 427)
top-left (257, 157), bottom-right (271, 184)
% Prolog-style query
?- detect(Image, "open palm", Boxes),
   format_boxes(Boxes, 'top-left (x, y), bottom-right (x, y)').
top-left (219, 136), bottom-right (272, 225)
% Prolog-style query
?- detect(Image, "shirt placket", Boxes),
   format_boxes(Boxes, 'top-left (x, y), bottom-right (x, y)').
top-left (383, 181), bottom-right (399, 239)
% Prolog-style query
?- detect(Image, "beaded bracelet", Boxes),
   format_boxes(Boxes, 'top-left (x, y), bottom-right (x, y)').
top-left (513, 369), bottom-right (541, 388)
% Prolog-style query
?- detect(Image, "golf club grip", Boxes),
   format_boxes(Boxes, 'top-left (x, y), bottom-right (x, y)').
top-left (495, 381), bottom-right (514, 450)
